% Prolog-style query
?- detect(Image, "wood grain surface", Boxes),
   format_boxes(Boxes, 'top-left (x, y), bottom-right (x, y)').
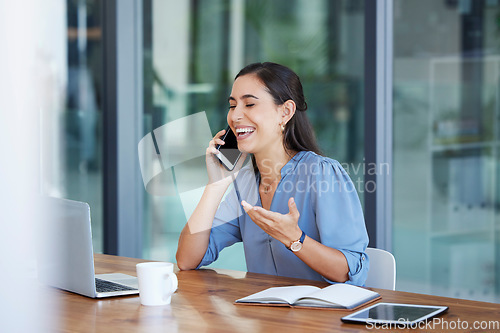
top-left (40, 254), bottom-right (500, 333)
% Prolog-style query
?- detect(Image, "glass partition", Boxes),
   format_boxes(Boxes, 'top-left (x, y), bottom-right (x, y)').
top-left (41, 0), bottom-right (104, 252)
top-left (142, 0), bottom-right (365, 269)
top-left (393, 0), bottom-right (500, 302)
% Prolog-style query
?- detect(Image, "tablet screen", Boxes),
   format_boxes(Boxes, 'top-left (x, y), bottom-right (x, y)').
top-left (342, 303), bottom-right (448, 325)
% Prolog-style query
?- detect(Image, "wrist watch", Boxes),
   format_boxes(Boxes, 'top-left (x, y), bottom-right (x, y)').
top-left (289, 230), bottom-right (306, 252)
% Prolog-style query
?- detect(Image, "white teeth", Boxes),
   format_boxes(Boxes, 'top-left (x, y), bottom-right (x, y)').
top-left (236, 128), bottom-right (255, 133)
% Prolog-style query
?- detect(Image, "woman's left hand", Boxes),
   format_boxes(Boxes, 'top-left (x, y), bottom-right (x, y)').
top-left (241, 197), bottom-right (302, 247)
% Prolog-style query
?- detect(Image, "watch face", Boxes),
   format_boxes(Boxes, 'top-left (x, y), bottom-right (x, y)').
top-left (290, 241), bottom-right (302, 252)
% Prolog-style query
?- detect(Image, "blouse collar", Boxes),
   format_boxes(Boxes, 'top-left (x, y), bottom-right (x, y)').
top-left (280, 150), bottom-right (307, 178)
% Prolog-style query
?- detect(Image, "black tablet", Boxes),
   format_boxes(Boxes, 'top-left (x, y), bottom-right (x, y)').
top-left (341, 302), bottom-right (448, 327)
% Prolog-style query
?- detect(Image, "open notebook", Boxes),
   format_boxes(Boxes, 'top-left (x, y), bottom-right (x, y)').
top-left (235, 283), bottom-right (380, 310)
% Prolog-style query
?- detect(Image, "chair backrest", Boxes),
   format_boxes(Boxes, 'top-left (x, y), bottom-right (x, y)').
top-left (364, 247), bottom-right (396, 290)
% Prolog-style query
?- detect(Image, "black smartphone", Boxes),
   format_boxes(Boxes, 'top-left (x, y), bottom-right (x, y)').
top-left (216, 126), bottom-right (242, 171)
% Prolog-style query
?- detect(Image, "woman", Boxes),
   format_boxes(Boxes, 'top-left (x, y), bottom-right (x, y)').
top-left (176, 62), bottom-right (369, 285)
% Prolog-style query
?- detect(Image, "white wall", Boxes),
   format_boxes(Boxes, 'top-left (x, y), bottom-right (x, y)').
top-left (0, 0), bottom-right (66, 331)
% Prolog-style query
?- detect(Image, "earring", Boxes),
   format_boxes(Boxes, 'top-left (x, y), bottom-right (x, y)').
top-left (281, 123), bottom-right (285, 132)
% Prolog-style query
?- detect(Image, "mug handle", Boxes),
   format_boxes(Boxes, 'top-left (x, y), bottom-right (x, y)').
top-left (163, 272), bottom-right (178, 302)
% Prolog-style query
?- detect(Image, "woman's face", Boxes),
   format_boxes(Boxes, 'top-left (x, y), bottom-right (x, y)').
top-left (227, 74), bottom-right (284, 155)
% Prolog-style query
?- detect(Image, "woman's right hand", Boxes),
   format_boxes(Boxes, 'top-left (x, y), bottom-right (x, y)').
top-left (206, 129), bottom-right (247, 186)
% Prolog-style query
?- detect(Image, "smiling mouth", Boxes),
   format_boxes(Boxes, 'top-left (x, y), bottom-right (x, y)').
top-left (235, 127), bottom-right (255, 140)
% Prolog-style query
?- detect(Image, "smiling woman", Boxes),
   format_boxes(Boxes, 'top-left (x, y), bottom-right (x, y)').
top-left (176, 62), bottom-right (369, 286)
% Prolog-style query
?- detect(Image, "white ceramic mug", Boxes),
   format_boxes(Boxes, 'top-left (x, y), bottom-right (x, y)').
top-left (136, 262), bottom-right (178, 306)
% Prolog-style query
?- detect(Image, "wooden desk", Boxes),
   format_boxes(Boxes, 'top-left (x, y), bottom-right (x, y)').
top-left (45, 254), bottom-right (500, 332)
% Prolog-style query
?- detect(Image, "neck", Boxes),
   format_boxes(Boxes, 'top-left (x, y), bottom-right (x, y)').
top-left (254, 147), bottom-right (296, 184)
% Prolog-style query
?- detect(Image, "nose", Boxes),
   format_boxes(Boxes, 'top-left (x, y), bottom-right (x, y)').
top-left (230, 104), bottom-right (244, 123)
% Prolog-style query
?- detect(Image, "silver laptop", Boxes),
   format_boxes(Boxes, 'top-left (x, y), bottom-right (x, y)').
top-left (37, 197), bottom-right (139, 298)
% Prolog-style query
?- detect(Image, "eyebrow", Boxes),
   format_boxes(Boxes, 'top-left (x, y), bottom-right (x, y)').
top-left (228, 94), bottom-right (259, 102)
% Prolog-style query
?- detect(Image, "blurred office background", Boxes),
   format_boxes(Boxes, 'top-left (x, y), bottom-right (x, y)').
top-left (38, 0), bottom-right (500, 303)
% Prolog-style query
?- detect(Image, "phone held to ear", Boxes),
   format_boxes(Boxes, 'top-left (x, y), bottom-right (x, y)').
top-left (216, 126), bottom-right (242, 171)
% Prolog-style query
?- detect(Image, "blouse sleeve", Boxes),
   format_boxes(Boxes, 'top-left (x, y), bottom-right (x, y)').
top-left (195, 184), bottom-right (243, 269)
top-left (311, 159), bottom-right (370, 286)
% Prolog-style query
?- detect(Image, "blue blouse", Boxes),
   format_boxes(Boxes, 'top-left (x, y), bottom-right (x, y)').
top-left (196, 151), bottom-right (369, 286)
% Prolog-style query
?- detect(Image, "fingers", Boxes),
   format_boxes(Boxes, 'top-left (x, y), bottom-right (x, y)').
top-left (208, 129), bottom-right (226, 148)
top-left (241, 201), bottom-right (258, 218)
top-left (244, 199), bottom-right (298, 221)
top-left (241, 200), bottom-right (300, 247)
top-left (241, 201), bottom-right (271, 232)
top-left (242, 198), bottom-right (300, 227)
top-left (206, 146), bottom-right (219, 155)
top-left (214, 129), bottom-right (226, 144)
top-left (252, 206), bottom-right (279, 220)
top-left (241, 200), bottom-right (252, 211)
top-left (241, 200), bottom-right (279, 223)
top-left (207, 128), bottom-right (227, 157)
top-left (287, 197), bottom-right (300, 219)
top-left (216, 128), bottom-right (226, 137)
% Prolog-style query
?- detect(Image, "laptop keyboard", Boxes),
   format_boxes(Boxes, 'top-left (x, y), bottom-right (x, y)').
top-left (95, 278), bottom-right (138, 293)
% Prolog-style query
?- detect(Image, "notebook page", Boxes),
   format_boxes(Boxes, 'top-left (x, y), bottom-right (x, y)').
top-left (236, 286), bottom-right (320, 304)
top-left (296, 284), bottom-right (378, 308)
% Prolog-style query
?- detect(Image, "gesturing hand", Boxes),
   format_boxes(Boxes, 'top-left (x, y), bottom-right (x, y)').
top-left (241, 197), bottom-right (302, 247)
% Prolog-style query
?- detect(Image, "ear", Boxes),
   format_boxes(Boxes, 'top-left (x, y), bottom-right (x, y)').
top-left (281, 100), bottom-right (296, 125)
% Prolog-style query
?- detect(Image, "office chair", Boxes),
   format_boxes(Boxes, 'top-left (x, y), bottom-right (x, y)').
top-left (365, 247), bottom-right (396, 290)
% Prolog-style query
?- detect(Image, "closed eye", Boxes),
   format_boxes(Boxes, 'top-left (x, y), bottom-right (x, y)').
top-left (229, 105), bottom-right (236, 109)
top-left (246, 104), bottom-right (255, 107)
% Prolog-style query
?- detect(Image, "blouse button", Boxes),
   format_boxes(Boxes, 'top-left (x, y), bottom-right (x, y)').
top-left (362, 255), bottom-right (365, 261)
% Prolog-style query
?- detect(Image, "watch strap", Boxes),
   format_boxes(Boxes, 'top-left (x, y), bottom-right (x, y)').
top-left (299, 230), bottom-right (306, 243)
top-left (288, 230), bottom-right (306, 251)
